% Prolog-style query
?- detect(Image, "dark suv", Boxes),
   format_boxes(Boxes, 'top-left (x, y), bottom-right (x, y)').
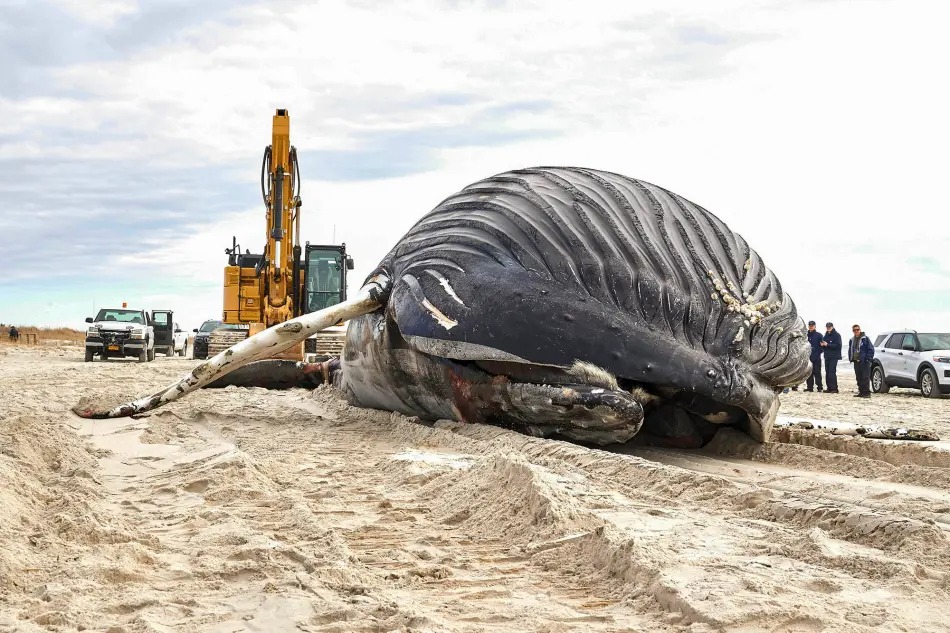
top-left (192, 320), bottom-right (245, 359)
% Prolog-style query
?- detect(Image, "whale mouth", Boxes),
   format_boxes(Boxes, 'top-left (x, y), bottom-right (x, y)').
top-left (203, 355), bottom-right (758, 448)
top-left (198, 353), bottom-right (775, 449)
top-left (440, 359), bottom-right (767, 448)
top-left (454, 378), bottom-right (646, 445)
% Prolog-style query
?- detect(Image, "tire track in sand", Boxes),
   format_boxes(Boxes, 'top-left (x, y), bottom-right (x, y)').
top-left (3, 346), bottom-right (949, 632)
top-left (298, 388), bottom-right (950, 632)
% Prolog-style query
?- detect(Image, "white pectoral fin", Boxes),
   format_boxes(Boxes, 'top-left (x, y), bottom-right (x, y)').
top-left (73, 280), bottom-right (389, 419)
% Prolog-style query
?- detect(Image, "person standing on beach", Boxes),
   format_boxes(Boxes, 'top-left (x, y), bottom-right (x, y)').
top-left (805, 320), bottom-right (824, 392)
top-left (848, 324), bottom-right (874, 398)
top-left (821, 322), bottom-right (842, 393)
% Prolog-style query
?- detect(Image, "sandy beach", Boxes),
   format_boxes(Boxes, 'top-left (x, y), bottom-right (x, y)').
top-left (1, 343), bottom-right (949, 632)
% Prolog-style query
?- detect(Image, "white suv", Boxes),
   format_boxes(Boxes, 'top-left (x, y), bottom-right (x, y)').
top-left (871, 331), bottom-right (950, 398)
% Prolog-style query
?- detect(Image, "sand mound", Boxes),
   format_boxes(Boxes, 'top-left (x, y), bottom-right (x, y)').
top-left (420, 452), bottom-right (592, 541)
top-left (0, 415), bottom-right (102, 583)
top-left (0, 413), bottom-right (162, 630)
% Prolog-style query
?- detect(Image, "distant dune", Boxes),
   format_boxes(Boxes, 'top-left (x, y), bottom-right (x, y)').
top-left (0, 325), bottom-right (85, 344)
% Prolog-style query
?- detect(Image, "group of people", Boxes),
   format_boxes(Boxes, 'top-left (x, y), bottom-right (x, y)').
top-left (803, 321), bottom-right (875, 398)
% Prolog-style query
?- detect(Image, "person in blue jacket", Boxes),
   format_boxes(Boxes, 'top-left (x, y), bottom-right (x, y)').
top-left (820, 322), bottom-right (842, 393)
top-left (805, 320), bottom-right (824, 392)
top-left (848, 324), bottom-right (875, 398)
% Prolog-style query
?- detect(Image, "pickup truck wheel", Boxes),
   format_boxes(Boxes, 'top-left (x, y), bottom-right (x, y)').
top-left (138, 347), bottom-right (148, 362)
top-left (166, 346), bottom-right (175, 356)
top-left (871, 364), bottom-right (889, 393)
top-left (920, 367), bottom-right (942, 398)
top-left (147, 345), bottom-right (155, 362)
top-left (179, 342), bottom-right (187, 357)
top-left (84, 348), bottom-right (94, 362)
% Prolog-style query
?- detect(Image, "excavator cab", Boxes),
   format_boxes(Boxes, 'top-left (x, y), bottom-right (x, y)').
top-left (300, 243), bottom-right (354, 360)
top-left (301, 243), bottom-right (354, 315)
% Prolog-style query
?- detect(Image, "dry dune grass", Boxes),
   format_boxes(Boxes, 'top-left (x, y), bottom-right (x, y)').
top-left (0, 325), bottom-right (85, 345)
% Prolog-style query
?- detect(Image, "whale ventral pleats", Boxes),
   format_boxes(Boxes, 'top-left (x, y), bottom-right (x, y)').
top-left (344, 166), bottom-right (810, 445)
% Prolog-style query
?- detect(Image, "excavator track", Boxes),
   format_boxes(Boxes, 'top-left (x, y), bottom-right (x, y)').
top-left (305, 324), bottom-right (347, 358)
top-left (207, 329), bottom-right (250, 357)
top-left (207, 327), bottom-right (347, 360)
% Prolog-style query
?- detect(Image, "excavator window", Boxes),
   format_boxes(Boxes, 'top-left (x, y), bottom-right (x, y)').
top-left (304, 248), bottom-right (345, 313)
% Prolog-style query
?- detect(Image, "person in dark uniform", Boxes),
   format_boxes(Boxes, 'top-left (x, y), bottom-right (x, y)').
top-left (805, 320), bottom-right (824, 392)
top-left (820, 322), bottom-right (842, 393)
top-left (848, 324), bottom-right (874, 398)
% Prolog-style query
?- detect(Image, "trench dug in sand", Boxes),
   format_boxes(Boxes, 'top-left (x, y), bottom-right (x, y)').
top-left (1, 346), bottom-right (950, 632)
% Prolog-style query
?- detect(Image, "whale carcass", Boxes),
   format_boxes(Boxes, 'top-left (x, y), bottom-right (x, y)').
top-left (75, 167), bottom-right (812, 447)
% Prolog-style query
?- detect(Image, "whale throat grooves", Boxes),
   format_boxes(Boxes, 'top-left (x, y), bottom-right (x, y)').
top-left (355, 166), bottom-right (811, 443)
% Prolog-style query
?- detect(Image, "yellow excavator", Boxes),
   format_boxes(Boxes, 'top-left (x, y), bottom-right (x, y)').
top-left (209, 109), bottom-right (354, 360)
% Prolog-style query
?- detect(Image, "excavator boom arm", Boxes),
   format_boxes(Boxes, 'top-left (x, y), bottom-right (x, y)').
top-left (263, 109), bottom-right (300, 323)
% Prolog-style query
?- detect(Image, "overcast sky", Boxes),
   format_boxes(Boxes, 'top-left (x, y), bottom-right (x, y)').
top-left (1, 0), bottom-right (948, 340)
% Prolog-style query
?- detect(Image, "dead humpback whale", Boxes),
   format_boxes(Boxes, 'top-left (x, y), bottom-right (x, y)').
top-left (75, 167), bottom-right (812, 446)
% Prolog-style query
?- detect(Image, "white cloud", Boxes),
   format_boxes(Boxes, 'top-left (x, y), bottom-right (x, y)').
top-left (2, 0), bottom-right (949, 338)
top-left (46, 0), bottom-right (139, 28)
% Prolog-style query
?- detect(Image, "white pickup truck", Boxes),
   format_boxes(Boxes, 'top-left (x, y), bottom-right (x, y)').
top-left (84, 308), bottom-right (155, 362)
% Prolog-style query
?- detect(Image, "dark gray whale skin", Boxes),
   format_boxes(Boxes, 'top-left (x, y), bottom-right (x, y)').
top-left (335, 167), bottom-right (811, 446)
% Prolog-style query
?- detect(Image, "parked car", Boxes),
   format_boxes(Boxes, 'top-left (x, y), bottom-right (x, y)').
top-left (192, 320), bottom-right (246, 359)
top-left (871, 330), bottom-right (950, 398)
top-left (84, 308), bottom-right (155, 362)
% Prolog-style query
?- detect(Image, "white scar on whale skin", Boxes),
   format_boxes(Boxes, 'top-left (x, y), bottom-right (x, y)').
top-left (421, 299), bottom-right (458, 330)
top-left (425, 270), bottom-right (466, 306)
